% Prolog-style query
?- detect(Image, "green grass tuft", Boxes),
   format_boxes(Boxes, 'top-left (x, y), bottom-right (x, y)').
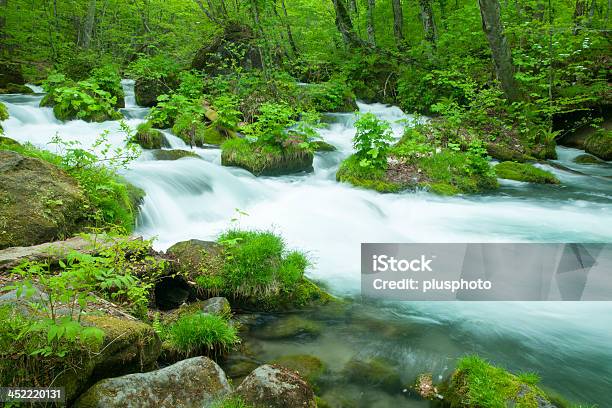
top-left (495, 161), bottom-right (560, 184)
top-left (165, 312), bottom-right (239, 356)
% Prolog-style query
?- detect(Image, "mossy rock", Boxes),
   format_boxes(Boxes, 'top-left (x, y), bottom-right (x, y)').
top-left (0, 61), bottom-right (25, 88)
top-left (312, 140), bottom-right (337, 152)
top-left (573, 154), bottom-right (603, 164)
top-left (52, 103), bottom-right (122, 123)
top-left (0, 83), bottom-right (33, 94)
top-left (1, 306), bottom-right (161, 404)
top-left (584, 129), bottom-right (612, 161)
top-left (221, 138), bottom-right (314, 176)
top-left (495, 161), bottom-right (560, 184)
top-left (133, 122), bottom-right (168, 149)
top-left (486, 142), bottom-right (531, 162)
top-left (134, 76), bottom-right (178, 107)
top-left (173, 115), bottom-right (234, 147)
top-left (342, 356), bottom-right (402, 393)
top-left (0, 150), bottom-right (90, 249)
top-left (271, 354), bottom-right (325, 386)
top-left (152, 149), bottom-right (199, 160)
top-left (442, 356), bottom-right (558, 408)
top-left (0, 136), bottom-right (20, 147)
top-left (253, 315), bottom-right (323, 340)
top-left (336, 157), bottom-right (404, 193)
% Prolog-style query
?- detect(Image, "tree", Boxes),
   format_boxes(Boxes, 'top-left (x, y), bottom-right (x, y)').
top-left (331, 0), bottom-right (364, 47)
top-left (418, 0), bottom-right (437, 44)
top-left (478, 0), bottom-right (522, 102)
top-left (82, 0), bottom-right (96, 48)
top-left (391, 0), bottom-right (405, 49)
top-left (366, 0), bottom-right (376, 45)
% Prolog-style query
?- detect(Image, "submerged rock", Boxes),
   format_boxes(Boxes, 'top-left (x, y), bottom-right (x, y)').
top-left (234, 364), bottom-right (316, 408)
top-left (495, 161), bottom-right (560, 184)
top-left (573, 154), bottom-right (603, 164)
top-left (253, 315), bottom-right (323, 340)
top-left (152, 149), bottom-right (199, 161)
top-left (74, 357), bottom-right (230, 408)
top-left (342, 356), bottom-right (402, 393)
top-left (271, 354), bottom-right (326, 386)
top-left (0, 150), bottom-right (89, 249)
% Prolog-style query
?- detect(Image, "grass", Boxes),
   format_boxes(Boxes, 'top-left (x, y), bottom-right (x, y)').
top-left (494, 161), bottom-right (560, 184)
top-left (212, 396), bottom-right (254, 408)
top-left (165, 312), bottom-right (239, 356)
top-left (221, 138), bottom-right (313, 176)
top-left (0, 138), bottom-right (138, 232)
top-left (448, 356), bottom-right (548, 408)
top-left (336, 154), bottom-right (403, 193)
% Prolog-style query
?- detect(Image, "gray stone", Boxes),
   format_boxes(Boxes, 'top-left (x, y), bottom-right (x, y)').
top-left (202, 297), bottom-right (231, 316)
top-left (234, 364), bottom-right (316, 408)
top-left (74, 357), bottom-right (231, 408)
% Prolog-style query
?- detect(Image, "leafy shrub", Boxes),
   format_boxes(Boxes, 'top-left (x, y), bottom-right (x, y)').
top-left (0, 102), bottom-right (8, 134)
top-left (242, 102), bottom-right (296, 146)
top-left (127, 55), bottom-right (181, 81)
top-left (212, 95), bottom-right (242, 130)
top-left (353, 113), bottom-right (393, 169)
top-left (50, 80), bottom-right (123, 122)
top-left (172, 113), bottom-right (206, 146)
top-left (90, 64), bottom-right (125, 107)
top-left (165, 312), bottom-right (239, 356)
top-left (148, 93), bottom-right (203, 128)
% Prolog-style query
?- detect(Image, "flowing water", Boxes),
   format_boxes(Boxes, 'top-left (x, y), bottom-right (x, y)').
top-left (1, 81), bottom-right (611, 406)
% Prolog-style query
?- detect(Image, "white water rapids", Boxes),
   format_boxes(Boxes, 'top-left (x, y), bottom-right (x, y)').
top-left (1, 80), bottom-right (611, 405)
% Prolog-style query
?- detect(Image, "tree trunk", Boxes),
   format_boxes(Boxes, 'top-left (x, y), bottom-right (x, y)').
top-left (478, 0), bottom-right (522, 102)
top-left (82, 0), bottom-right (97, 48)
top-left (573, 0), bottom-right (588, 32)
top-left (391, 0), bottom-right (404, 48)
top-left (0, 0), bottom-right (7, 56)
top-left (418, 0), bottom-right (437, 44)
top-left (331, 0), bottom-right (364, 48)
top-left (280, 0), bottom-right (298, 54)
top-left (366, 0), bottom-right (376, 45)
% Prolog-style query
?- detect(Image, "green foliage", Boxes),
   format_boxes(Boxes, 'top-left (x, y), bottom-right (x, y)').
top-left (0, 102), bottom-right (8, 134)
top-left (242, 102), bottom-right (296, 146)
top-left (127, 55), bottom-right (181, 81)
top-left (212, 396), bottom-right (254, 408)
top-left (212, 95), bottom-right (242, 130)
top-left (352, 113), bottom-right (393, 169)
top-left (134, 121), bottom-right (166, 149)
top-left (336, 154), bottom-right (402, 193)
top-left (165, 312), bottom-right (239, 356)
top-left (148, 93), bottom-right (203, 128)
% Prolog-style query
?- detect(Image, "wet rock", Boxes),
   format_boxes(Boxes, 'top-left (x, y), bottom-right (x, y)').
top-left (74, 357), bottom-right (230, 408)
top-left (0, 150), bottom-right (89, 249)
top-left (342, 356), bottom-right (402, 393)
top-left (191, 23), bottom-right (262, 76)
top-left (133, 123), bottom-right (168, 149)
top-left (167, 239), bottom-right (223, 273)
top-left (584, 129), bottom-right (612, 161)
top-left (253, 315), bottom-right (323, 340)
top-left (573, 154), bottom-right (603, 164)
top-left (152, 149), bottom-right (199, 160)
top-left (0, 83), bottom-right (33, 94)
top-left (134, 77), bottom-right (177, 107)
top-left (234, 364), bottom-right (316, 408)
top-left (312, 140), bottom-right (337, 152)
top-left (271, 354), bottom-right (325, 386)
top-left (0, 61), bottom-right (26, 88)
top-left (413, 373), bottom-right (441, 400)
top-left (202, 296), bottom-right (232, 316)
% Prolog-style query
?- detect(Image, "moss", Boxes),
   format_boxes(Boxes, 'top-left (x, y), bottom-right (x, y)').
top-left (336, 155), bottom-right (404, 193)
top-left (573, 154), bottom-right (603, 164)
top-left (212, 396), bottom-right (255, 408)
top-left (486, 142), bottom-right (531, 162)
top-left (584, 128), bottom-right (612, 161)
top-left (495, 161), bottom-right (560, 184)
top-left (312, 140), bottom-right (337, 152)
top-left (133, 121), bottom-right (167, 149)
top-left (427, 182), bottom-right (460, 195)
top-left (152, 149), bottom-right (199, 160)
top-left (271, 354), bottom-right (326, 386)
top-left (221, 138), bottom-right (314, 176)
top-left (0, 83), bottom-right (33, 94)
top-left (0, 136), bottom-right (20, 147)
top-left (444, 356), bottom-right (553, 408)
top-left (0, 101), bottom-right (8, 121)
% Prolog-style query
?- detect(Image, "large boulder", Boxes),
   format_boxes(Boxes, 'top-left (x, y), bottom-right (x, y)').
top-left (584, 129), bottom-right (612, 161)
top-left (134, 77), bottom-right (177, 107)
top-left (74, 357), bottom-right (231, 408)
top-left (234, 364), bottom-right (317, 408)
top-left (0, 293), bottom-right (161, 404)
top-left (0, 150), bottom-right (89, 249)
top-left (0, 61), bottom-right (26, 91)
top-left (191, 23), bottom-right (262, 76)
top-left (221, 139), bottom-right (314, 176)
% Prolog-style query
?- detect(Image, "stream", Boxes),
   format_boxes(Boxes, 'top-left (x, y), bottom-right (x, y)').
top-left (1, 80), bottom-right (611, 406)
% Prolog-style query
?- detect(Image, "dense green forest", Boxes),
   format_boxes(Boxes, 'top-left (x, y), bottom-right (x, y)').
top-left (0, 0), bottom-right (611, 407)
